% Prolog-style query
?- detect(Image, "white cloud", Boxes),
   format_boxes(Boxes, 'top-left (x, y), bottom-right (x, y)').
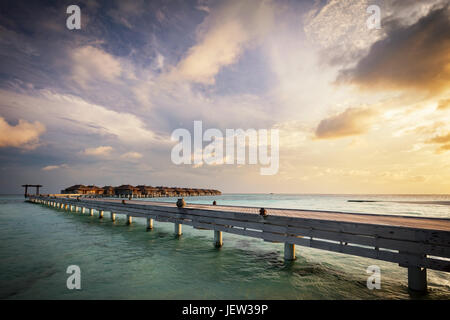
top-left (303, 0), bottom-right (389, 67)
top-left (0, 89), bottom-right (156, 144)
top-left (70, 46), bottom-right (122, 87)
top-left (170, 0), bottom-right (274, 84)
top-left (42, 164), bottom-right (69, 171)
top-left (121, 151), bottom-right (143, 160)
top-left (0, 116), bottom-right (46, 149)
top-left (82, 146), bottom-right (113, 157)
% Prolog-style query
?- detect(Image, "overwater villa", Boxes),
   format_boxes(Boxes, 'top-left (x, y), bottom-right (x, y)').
top-left (61, 184), bottom-right (221, 198)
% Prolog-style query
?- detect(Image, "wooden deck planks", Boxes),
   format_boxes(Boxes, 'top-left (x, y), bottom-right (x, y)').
top-left (30, 196), bottom-right (450, 273)
top-left (86, 198), bottom-right (450, 231)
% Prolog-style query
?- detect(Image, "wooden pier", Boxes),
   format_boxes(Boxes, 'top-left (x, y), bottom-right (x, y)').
top-left (21, 184), bottom-right (42, 198)
top-left (28, 195), bottom-right (450, 293)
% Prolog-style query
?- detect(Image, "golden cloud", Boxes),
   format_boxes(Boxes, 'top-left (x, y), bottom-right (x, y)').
top-left (120, 151), bottom-right (143, 160)
top-left (429, 132), bottom-right (450, 144)
top-left (427, 131), bottom-right (450, 153)
top-left (0, 117), bottom-right (46, 149)
top-left (438, 99), bottom-right (450, 110)
top-left (315, 107), bottom-right (376, 139)
top-left (82, 146), bottom-right (114, 157)
top-left (42, 164), bottom-right (69, 171)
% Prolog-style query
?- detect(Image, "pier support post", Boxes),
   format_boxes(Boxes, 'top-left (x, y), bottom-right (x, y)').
top-left (408, 266), bottom-right (427, 292)
top-left (111, 212), bottom-right (116, 221)
top-left (284, 243), bottom-right (296, 261)
top-left (99, 210), bottom-right (104, 219)
top-left (126, 215), bottom-right (132, 225)
top-left (64, 204), bottom-right (69, 210)
top-left (146, 218), bottom-right (153, 230)
top-left (81, 207), bottom-right (85, 214)
top-left (70, 205), bottom-right (74, 212)
top-left (214, 230), bottom-right (223, 248)
top-left (89, 208), bottom-right (94, 216)
top-left (174, 223), bottom-right (182, 236)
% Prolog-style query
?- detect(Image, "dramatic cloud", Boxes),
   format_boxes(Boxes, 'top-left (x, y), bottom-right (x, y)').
top-left (0, 117), bottom-right (46, 149)
top-left (1, 0), bottom-right (450, 194)
top-left (315, 107), bottom-right (376, 139)
top-left (82, 146), bottom-right (114, 157)
top-left (0, 89), bottom-right (156, 144)
top-left (337, 5), bottom-right (450, 93)
top-left (172, 0), bottom-right (274, 84)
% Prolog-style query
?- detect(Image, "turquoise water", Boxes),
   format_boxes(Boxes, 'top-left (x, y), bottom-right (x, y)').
top-left (0, 194), bottom-right (449, 300)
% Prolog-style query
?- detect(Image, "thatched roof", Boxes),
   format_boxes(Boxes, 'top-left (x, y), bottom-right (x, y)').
top-left (62, 184), bottom-right (221, 194)
top-left (116, 184), bottom-right (135, 190)
top-left (86, 185), bottom-right (102, 190)
top-left (65, 184), bottom-right (87, 191)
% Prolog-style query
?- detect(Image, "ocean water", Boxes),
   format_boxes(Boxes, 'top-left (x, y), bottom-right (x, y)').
top-left (0, 194), bottom-right (449, 300)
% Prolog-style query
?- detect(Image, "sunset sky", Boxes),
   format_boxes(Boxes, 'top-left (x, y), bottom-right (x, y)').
top-left (0, 0), bottom-right (449, 194)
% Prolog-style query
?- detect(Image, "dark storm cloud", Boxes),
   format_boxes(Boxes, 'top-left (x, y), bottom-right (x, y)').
top-left (337, 5), bottom-right (450, 93)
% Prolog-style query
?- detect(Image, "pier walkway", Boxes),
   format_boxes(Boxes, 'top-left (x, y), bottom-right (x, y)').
top-left (28, 196), bottom-right (450, 292)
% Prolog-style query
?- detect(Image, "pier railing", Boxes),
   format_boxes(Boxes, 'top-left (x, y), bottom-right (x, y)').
top-left (29, 196), bottom-right (450, 292)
